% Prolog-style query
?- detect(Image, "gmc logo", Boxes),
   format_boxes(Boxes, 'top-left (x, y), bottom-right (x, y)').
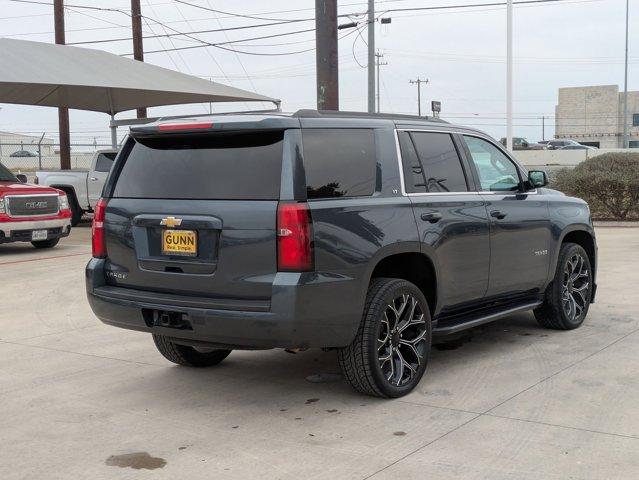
top-left (25, 201), bottom-right (49, 209)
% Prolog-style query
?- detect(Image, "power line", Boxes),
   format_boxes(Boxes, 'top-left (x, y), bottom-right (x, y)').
top-left (192, 0), bottom-right (257, 96)
top-left (377, 0), bottom-right (599, 15)
top-left (8, 0), bottom-right (127, 12)
top-left (71, 25), bottom-right (316, 50)
top-left (0, 0), bottom-right (411, 22)
top-left (65, 17), bottom-right (318, 45)
top-left (174, 0), bottom-right (313, 22)
top-left (129, 21), bottom-right (361, 57)
top-left (170, 0), bottom-right (237, 110)
top-left (33, 0), bottom-right (601, 50)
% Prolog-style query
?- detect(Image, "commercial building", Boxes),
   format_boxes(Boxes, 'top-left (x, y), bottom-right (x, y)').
top-left (555, 85), bottom-right (639, 148)
top-left (0, 131), bottom-right (55, 157)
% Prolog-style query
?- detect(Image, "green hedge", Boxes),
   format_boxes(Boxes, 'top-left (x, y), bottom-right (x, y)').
top-left (552, 152), bottom-right (639, 220)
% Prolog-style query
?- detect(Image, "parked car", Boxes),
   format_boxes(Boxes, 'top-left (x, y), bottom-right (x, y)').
top-left (35, 149), bottom-right (118, 225)
top-left (559, 144), bottom-right (598, 150)
top-left (86, 111), bottom-right (597, 398)
top-left (499, 137), bottom-right (544, 150)
top-left (545, 139), bottom-right (582, 150)
top-left (0, 161), bottom-right (72, 248)
top-left (9, 150), bottom-right (37, 158)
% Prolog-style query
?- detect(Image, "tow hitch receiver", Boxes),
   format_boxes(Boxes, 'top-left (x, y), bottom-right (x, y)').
top-left (143, 309), bottom-right (192, 330)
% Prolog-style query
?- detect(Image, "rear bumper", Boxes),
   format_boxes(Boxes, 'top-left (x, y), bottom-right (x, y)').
top-left (0, 217), bottom-right (72, 244)
top-left (86, 258), bottom-right (364, 349)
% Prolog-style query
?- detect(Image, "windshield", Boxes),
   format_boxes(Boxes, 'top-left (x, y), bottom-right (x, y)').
top-left (0, 162), bottom-right (18, 182)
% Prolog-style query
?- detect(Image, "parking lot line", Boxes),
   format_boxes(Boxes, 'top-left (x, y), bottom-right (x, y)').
top-left (0, 250), bottom-right (90, 266)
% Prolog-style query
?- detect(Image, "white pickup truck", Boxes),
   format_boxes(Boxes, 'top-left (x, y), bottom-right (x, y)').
top-left (35, 149), bottom-right (118, 225)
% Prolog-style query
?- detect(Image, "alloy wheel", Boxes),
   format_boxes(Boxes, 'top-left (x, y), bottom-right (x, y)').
top-left (377, 294), bottom-right (428, 387)
top-left (561, 253), bottom-right (590, 322)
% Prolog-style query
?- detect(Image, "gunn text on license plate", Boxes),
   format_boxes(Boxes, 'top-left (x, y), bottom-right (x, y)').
top-left (162, 229), bottom-right (197, 256)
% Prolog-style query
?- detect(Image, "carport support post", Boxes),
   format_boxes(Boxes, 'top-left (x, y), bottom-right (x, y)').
top-left (110, 115), bottom-right (117, 149)
top-left (54, 0), bottom-right (71, 170)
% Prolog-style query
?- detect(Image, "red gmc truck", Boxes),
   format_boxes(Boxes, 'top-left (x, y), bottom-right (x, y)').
top-left (0, 162), bottom-right (72, 248)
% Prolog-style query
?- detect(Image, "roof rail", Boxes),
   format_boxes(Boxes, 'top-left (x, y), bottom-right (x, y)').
top-left (292, 109), bottom-right (448, 123)
top-left (113, 108), bottom-right (283, 128)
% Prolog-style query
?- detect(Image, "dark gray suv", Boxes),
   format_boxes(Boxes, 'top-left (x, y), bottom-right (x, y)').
top-left (86, 110), bottom-right (597, 398)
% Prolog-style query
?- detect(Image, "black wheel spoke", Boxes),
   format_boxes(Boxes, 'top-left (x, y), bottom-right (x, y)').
top-left (561, 253), bottom-right (591, 322)
top-left (378, 292), bottom-right (427, 387)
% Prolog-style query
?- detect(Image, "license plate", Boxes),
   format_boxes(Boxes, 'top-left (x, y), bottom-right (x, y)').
top-left (31, 230), bottom-right (48, 241)
top-left (162, 229), bottom-right (197, 256)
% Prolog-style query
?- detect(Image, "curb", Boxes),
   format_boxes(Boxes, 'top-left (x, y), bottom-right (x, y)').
top-left (593, 221), bottom-right (639, 228)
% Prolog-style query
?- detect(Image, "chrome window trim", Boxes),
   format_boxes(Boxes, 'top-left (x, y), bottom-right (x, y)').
top-left (5, 193), bottom-right (61, 218)
top-left (394, 128), bottom-right (537, 197)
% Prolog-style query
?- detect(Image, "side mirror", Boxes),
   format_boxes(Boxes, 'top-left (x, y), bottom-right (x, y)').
top-left (16, 174), bottom-right (28, 183)
top-left (528, 170), bottom-right (548, 189)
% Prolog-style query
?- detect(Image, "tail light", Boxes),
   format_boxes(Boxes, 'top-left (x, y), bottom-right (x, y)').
top-left (277, 202), bottom-right (313, 272)
top-left (92, 198), bottom-right (107, 258)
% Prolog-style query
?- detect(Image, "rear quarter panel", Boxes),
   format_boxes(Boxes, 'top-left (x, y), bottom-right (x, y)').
top-left (307, 127), bottom-right (420, 338)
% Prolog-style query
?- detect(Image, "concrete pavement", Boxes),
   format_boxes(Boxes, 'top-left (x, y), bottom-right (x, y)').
top-left (1, 225), bottom-right (638, 479)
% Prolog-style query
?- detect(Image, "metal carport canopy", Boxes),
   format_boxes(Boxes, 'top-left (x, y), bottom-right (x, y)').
top-left (0, 38), bottom-right (279, 144)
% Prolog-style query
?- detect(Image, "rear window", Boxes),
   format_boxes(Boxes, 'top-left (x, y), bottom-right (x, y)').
top-left (408, 131), bottom-right (468, 193)
top-left (95, 152), bottom-right (117, 172)
top-left (112, 132), bottom-right (283, 200)
top-left (302, 129), bottom-right (376, 199)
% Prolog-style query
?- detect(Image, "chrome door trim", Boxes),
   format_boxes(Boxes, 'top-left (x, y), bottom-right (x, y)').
top-left (394, 128), bottom-right (537, 197)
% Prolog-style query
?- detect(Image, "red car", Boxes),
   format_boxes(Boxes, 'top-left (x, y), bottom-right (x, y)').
top-left (0, 162), bottom-right (72, 248)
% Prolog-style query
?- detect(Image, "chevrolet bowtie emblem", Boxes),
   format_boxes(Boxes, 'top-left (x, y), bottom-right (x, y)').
top-left (160, 216), bottom-right (182, 228)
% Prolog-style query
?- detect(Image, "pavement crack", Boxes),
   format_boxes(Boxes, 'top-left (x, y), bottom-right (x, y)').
top-left (0, 339), bottom-right (159, 367)
top-left (362, 414), bottom-right (482, 479)
top-left (484, 413), bottom-right (639, 441)
top-left (10, 324), bottom-right (99, 342)
top-left (484, 326), bottom-right (639, 415)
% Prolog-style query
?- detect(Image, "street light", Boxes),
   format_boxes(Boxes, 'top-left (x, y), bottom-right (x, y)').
top-left (506, 0), bottom-right (513, 152)
top-left (622, 0), bottom-right (630, 148)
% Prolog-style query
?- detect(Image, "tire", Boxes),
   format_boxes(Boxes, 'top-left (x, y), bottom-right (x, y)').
top-left (152, 334), bottom-right (231, 367)
top-left (69, 196), bottom-right (83, 227)
top-left (31, 238), bottom-right (60, 249)
top-left (534, 242), bottom-right (593, 330)
top-left (338, 278), bottom-right (432, 398)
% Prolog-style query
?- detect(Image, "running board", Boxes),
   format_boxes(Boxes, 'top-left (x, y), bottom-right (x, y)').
top-left (433, 301), bottom-right (542, 336)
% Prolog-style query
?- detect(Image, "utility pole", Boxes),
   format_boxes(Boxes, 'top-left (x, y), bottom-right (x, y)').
top-left (375, 50), bottom-right (387, 113)
top-left (367, 0), bottom-right (375, 113)
top-left (54, 0), bottom-right (71, 170)
top-left (541, 115), bottom-right (545, 141)
top-left (622, 0), bottom-right (629, 148)
top-left (131, 0), bottom-right (146, 119)
top-left (506, 0), bottom-right (513, 152)
top-left (315, 0), bottom-right (339, 110)
top-left (409, 78), bottom-right (429, 116)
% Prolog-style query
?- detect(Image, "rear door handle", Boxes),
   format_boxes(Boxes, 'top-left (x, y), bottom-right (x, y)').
top-left (421, 212), bottom-right (443, 223)
top-left (490, 210), bottom-right (507, 220)
top-left (89, 177), bottom-right (99, 181)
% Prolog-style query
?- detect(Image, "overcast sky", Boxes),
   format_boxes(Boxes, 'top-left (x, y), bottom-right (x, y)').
top-left (0, 0), bottom-right (636, 147)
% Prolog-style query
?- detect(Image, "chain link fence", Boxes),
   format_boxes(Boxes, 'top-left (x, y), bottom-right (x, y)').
top-left (1, 142), bottom-right (113, 171)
